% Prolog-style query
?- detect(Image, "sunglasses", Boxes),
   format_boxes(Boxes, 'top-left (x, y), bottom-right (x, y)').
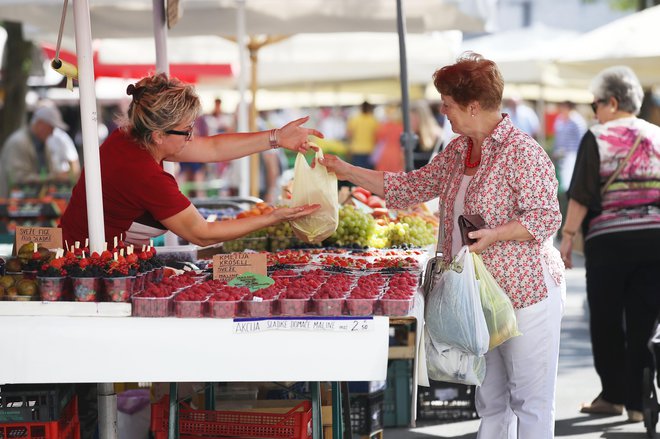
top-left (591, 99), bottom-right (607, 113)
top-left (165, 128), bottom-right (193, 142)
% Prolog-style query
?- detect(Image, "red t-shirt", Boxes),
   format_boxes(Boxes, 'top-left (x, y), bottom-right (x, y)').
top-left (59, 129), bottom-right (191, 246)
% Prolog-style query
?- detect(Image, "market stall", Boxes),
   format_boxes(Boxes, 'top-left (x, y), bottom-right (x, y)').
top-left (0, 211), bottom-right (433, 438)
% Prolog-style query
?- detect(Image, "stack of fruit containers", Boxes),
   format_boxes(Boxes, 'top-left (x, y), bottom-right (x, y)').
top-left (131, 272), bottom-right (208, 317)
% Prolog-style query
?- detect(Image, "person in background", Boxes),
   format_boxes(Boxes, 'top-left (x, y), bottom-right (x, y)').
top-left (0, 103), bottom-right (80, 198)
top-left (205, 97), bottom-right (231, 136)
top-left (503, 95), bottom-right (540, 139)
top-left (258, 110), bottom-right (288, 204)
top-left (320, 52), bottom-right (565, 439)
top-left (560, 66), bottom-right (660, 423)
top-left (553, 100), bottom-right (587, 192)
top-left (347, 101), bottom-right (379, 169)
top-left (318, 106), bottom-right (347, 141)
top-left (411, 100), bottom-right (443, 168)
top-left (372, 104), bottom-right (404, 172)
top-left (177, 115), bottom-right (210, 198)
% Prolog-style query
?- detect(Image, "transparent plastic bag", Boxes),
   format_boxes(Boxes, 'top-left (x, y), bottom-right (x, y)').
top-left (290, 149), bottom-right (339, 243)
top-left (424, 325), bottom-right (486, 386)
top-left (473, 253), bottom-right (522, 349)
top-left (424, 246), bottom-right (489, 357)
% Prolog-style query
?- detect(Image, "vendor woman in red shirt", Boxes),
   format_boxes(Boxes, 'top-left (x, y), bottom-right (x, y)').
top-left (60, 73), bottom-right (321, 246)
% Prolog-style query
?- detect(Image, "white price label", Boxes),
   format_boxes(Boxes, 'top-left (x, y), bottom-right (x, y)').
top-left (233, 317), bottom-right (373, 334)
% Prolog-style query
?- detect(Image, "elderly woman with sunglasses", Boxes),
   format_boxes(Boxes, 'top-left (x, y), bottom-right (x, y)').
top-left (60, 73), bottom-right (320, 247)
top-left (561, 66), bottom-right (660, 422)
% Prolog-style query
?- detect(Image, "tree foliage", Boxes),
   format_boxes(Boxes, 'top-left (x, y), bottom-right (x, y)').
top-left (0, 21), bottom-right (32, 147)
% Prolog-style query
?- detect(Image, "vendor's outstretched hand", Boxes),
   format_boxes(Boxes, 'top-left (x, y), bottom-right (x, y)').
top-left (272, 204), bottom-right (321, 222)
top-left (278, 116), bottom-right (324, 153)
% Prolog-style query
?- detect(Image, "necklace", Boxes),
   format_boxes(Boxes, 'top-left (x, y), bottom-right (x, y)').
top-left (465, 139), bottom-right (481, 168)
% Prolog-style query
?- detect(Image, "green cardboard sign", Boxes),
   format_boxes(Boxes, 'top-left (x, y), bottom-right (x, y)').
top-left (228, 272), bottom-right (274, 292)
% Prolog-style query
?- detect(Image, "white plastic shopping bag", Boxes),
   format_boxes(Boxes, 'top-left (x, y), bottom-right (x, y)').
top-left (424, 325), bottom-right (486, 386)
top-left (424, 246), bottom-right (490, 357)
top-left (290, 148), bottom-right (339, 243)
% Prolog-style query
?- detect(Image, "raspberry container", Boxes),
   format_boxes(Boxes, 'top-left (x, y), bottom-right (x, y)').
top-left (379, 297), bottom-right (414, 316)
top-left (279, 298), bottom-right (311, 316)
top-left (174, 297), bottom-right (208, 318)
top-left (208, 299), bottom-right (242, 318)
top-left (346, 297), bottom-right (378, 316)
top-left (243, 298), bottom-right (276, 318)
top-left (313, 297), bottom-right (346, 316)
top-left (132, 293), bottom-right (175, 317)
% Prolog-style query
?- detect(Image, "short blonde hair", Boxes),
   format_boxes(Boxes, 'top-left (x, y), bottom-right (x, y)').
top-left (121, 73), bottom-right (201, 154)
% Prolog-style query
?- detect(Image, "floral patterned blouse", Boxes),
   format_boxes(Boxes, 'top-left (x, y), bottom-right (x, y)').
top-left (384, 115), bottom-right (564, 309)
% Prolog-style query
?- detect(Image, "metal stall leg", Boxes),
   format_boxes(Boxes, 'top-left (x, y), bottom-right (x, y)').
top-left (204, 383), bottom-right (215, 410)
top-left (97, 383), bottom-right (117, 439)
top-left (340, 382), bottom-right (353, 439)
top-left (331, 382), bottom-right (343, 439)
top-left (310, 382), bottom-right (323, 439)
top-left (168, 383), bottom-right (178, 439)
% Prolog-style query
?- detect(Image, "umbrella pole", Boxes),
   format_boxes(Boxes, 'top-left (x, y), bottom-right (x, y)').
top-left (396, 0), bottom-right (417, 172)
top-left (235, 0), bottom-right (251, 198)
top-left (152, 0), bottom-right (180, 246)
top-left (72, 0), bottom-right (114, 437)
top-left (249, 43), bottom-right (260, 198)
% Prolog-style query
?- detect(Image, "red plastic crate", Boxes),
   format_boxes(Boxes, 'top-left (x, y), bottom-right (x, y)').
top-left (150, 397), bottom-right (311, 439)
top-left (0, 396), bottom-right (79, 439)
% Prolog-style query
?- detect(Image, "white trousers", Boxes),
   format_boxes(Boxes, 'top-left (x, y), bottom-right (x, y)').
top-left (476, 263), bottom-right (565, 439)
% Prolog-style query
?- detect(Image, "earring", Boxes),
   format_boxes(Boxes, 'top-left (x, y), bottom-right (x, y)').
top-left (471, 114), bottom-right (475, 117)
top-left (611, 108), bottom-right (615, 113)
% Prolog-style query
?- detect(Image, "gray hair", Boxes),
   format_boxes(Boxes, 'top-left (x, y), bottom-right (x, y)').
top-left (590, 66), bottom-right (644, 115)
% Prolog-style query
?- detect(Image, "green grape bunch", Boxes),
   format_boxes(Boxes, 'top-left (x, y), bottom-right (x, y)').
top-left (325, 205), bottom-right (376, 248)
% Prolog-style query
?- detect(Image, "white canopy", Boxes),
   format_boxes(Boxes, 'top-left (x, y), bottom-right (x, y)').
top-left (460, 23), bottom-right (579, 85)
top-left (0, 0), bottom-right (486, 40)
top-left (556, 5), bottom-right (660, 88)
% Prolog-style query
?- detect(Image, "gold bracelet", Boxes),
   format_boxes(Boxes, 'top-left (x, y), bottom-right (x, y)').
top-left (562, 230), bottom-right (577, 237)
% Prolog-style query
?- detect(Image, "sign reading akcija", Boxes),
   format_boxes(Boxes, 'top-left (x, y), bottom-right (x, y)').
top-left (232, 316), bottom-right (374, 334)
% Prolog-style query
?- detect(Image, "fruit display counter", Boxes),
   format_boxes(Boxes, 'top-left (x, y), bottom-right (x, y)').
top-left (0, 313), bottom-right (391, 439)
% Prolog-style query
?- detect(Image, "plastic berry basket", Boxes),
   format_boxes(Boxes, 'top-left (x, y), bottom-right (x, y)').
top-left (279, 298), bottom-right (311, 317)
top-left (208, 299), bottom-right (242, 318)
top-left (174, 297), bottom-right (208, 318)
top-left (313, 297), bottom-right (346, 316)
top-left (243, 298), bottom-right (276, 318)
top-left (346, 297), bottom-right (378, 316)
top-left (131, 293), bottom-right (175, 317)
top-left (379, 297), bottom-right (414, 316)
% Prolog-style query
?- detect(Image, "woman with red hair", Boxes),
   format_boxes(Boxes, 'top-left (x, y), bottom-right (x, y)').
top-left (321, 52), bottom-right (565, 438)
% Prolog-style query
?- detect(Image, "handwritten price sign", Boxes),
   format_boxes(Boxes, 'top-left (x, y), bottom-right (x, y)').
top-left (232, 317), bottom-right (373, 334)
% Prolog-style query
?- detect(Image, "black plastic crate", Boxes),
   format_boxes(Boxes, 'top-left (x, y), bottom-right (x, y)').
top-left (417, 380), bottom-right (479, 421)
top-left (349, 391), bottom-right (384, 435)
top-left (0, 384), bottom-right (75, 422)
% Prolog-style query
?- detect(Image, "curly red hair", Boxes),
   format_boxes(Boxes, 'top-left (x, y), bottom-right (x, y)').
top-left (432, 52), bottom-right (503, 111)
